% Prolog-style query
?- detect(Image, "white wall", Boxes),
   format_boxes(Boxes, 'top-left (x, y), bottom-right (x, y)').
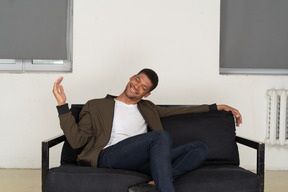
top-left (0, 0), bottom-right (288, 170)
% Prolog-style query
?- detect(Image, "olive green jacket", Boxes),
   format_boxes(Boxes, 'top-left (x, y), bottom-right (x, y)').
top-left (57, 95), bottom-right (217, 167)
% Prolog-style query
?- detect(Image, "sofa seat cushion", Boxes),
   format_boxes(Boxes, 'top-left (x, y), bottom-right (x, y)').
top-left (174, 165), bottom-right (260, 192)
top-left (46, 165), bottom-right (259, 192)
top-left (45, 165), bottom-right (151, 192)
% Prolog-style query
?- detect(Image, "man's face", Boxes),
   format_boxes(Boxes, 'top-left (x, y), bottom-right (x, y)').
top-left (124, 73), bottom-right (153, 101)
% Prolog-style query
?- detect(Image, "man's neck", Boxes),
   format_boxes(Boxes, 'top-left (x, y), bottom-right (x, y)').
top-left (116, 92), bottom-right (141, 105)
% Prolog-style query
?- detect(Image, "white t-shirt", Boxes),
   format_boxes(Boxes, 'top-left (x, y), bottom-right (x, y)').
top-left (104, 100), bottom-right (148, 148)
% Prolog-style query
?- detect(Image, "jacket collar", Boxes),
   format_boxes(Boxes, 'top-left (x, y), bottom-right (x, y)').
top-left (105, 94), bottom-right (117, 100)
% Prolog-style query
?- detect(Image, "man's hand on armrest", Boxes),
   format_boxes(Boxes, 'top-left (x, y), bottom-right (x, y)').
top-left (217, 105), bottom-right (242, 127)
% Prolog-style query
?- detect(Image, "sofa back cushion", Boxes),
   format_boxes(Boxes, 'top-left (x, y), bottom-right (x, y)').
top-left (161, 110), bottom-right (239, 165)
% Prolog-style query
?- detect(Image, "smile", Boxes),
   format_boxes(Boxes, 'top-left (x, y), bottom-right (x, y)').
top-left (130, 84), bottom-right (139, 95)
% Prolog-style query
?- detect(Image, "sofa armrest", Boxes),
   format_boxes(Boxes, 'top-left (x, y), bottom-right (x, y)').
top-left (236, 136), bottom-right (265, 192)
top-left (42, 134), bottom-right (66, 192)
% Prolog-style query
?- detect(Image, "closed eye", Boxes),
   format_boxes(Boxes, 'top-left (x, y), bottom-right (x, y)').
top-left (135, 75), bottom-right (148, 91)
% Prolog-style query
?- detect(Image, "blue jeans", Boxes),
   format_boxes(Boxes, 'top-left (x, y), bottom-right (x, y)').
top-left (98, 131), bottom-right (209, 192)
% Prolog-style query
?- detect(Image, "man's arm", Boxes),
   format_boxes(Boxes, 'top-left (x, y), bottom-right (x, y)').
top-left (155, 101), bottom-right (242, 127)
top-left (217, 105), bottom-right (242, 127)
top-left (155, 103), bottom-right (217, 118)
top-left (52, 77), bottom-right (93, 149)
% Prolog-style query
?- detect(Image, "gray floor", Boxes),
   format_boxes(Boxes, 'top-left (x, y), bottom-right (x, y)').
top-left (0, 169), bottom-right (287, 192)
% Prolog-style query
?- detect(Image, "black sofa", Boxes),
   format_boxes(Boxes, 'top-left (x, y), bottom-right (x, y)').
top-left (42, 104), bottom-right (265, 192)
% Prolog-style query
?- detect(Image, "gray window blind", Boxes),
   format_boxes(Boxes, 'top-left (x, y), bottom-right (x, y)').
top-left (220, 0), bottom-right (288, 74)
top-left (0, 0), bottom-right (68, 60)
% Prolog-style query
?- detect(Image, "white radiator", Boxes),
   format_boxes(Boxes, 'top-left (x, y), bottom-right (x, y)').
top-left (266, 89), bottom-right (288, 145)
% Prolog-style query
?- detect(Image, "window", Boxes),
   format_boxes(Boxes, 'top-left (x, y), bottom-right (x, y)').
top-left (0, 0), bottom-right (73, 72)
top-left (220, 0), bottom-right (288, 75)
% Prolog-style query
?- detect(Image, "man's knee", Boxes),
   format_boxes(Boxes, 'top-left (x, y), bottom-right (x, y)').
top-left (153, 130), bottom-right (172, 146)
top-left (157, 130), bottom-right (171, 139)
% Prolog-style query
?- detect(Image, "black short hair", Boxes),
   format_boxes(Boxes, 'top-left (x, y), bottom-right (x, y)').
top-left (137, 68), bottom-right (159, 92)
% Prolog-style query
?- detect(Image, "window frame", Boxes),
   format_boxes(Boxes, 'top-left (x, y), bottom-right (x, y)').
top-left (0, 0), bottom-right (73, 73)
top-left (219, 0), bottom-right (288, 75)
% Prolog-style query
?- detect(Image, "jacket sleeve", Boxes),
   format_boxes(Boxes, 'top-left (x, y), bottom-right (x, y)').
top-left (57, 102), bottom-right (93, 149)
top-left (156, 104), bottom-right (218, 118)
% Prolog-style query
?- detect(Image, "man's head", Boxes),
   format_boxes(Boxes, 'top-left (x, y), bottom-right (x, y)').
top-left (137, 68), bottom-right (159, 92)
top-left (121, 68), bottom-right (159, 104)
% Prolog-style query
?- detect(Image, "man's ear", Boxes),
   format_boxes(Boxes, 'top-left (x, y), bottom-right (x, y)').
top-left (144, 92), bottom-right (151, 98)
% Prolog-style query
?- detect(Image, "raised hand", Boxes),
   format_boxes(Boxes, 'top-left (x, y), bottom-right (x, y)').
top-left (53, 77), bottom-right (67, 106)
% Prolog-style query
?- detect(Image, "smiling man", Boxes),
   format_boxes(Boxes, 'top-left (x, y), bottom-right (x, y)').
top-left (53, 68), bottom-right (242, 192)
top-left (120, 72), bottom-right (154, 104)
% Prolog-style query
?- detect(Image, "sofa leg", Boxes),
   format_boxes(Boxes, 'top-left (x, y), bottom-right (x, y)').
top-left (42, 141), bottom-right (49, 192)
top-left (257, 143), bottom-right (265, 192)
